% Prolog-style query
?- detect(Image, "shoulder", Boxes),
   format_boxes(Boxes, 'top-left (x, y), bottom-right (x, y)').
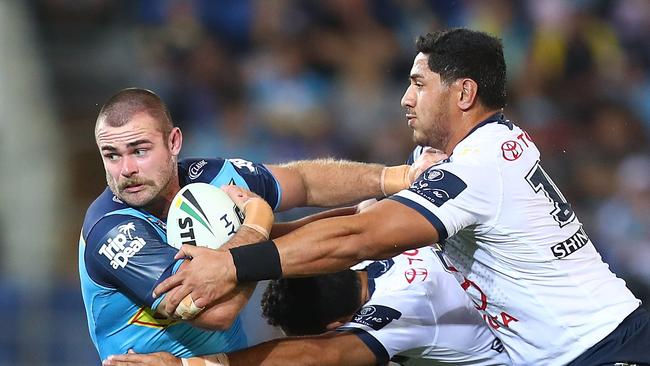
top-left (82, 188), bottom-right (130, 238)
top-left (458, 118), bottom-right (539, 167)
top-left (84, 213), bottom-right (165, 272)
top-left (84, 213), bottom-right (158, 253)
top-left (178, 157), bottom-right (275, 183)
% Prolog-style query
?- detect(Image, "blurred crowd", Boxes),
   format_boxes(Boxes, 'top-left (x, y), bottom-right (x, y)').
top-left (13, 0), bottom-right (650, 364)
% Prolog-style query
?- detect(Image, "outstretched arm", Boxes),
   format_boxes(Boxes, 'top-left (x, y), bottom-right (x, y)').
top-left (103, 331), bottom-right (376, 366)
top-left (154, 151), bottom-right (447, 312)
top-left (155, 198), bottom-right (438, 313)
top-left (270, 206), bottom-right (358, 238)
top-left (274, 198), bottom-right (439, 276)
top-left (268, 149), bottom-right (444, 210)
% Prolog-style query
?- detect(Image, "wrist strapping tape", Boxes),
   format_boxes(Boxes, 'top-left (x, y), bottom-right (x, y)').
top-left (174, 294), bottom-right (204, 320)
top-left (381, 165), bottom-right (411, 196)
top-left (241, 197), bottom-right (274, 239)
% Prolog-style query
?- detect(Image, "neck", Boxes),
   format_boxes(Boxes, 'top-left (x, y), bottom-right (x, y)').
top-left (444, 108), bottom-right (501, 154)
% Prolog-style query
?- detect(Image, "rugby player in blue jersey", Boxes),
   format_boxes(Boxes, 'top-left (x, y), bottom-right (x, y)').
top-left (79, 88), bottom-right (439, 362)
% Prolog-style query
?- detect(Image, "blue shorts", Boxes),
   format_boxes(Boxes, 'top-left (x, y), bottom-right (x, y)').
top-left (567, 306), bottom-right (650, 366)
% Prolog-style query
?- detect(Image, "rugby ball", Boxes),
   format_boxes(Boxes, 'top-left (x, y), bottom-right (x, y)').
top-left (166, 183), bottom-right (245, 250)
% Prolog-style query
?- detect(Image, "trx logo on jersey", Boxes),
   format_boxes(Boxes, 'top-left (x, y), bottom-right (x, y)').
top-left (98, 223), bottom-right (147, 269)
top-left (551, 227), bottom-right (590, 259)
top-left (188, 160), bottom-right (208, 180)
top-left (352, 305), bottom-right (401, 331)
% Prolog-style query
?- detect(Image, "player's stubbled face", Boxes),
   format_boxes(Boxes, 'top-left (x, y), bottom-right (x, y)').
top-left (96, 112), bottom-right (176, 209)
top-left (401, 52), bottom-right (452, 151)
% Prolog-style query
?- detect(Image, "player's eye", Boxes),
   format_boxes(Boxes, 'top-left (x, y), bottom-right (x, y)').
top-left (134, 149), bottom-right (147, 157)
top-left (104, 153), bottom-right (120, 161)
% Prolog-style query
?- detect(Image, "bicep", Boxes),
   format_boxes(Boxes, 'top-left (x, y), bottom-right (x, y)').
top-left (266, 164), bottom-right (307, 211)
top-left (355, 198), bottom-right (440, 259)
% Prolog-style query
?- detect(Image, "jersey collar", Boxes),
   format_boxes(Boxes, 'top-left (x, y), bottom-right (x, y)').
top-left (364, 259), bottom-right (396, 298)
top-left (465, 111), bottom-right (511, 138)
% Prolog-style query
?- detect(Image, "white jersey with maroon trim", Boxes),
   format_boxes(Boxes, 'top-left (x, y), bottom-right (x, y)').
top-left (391, 113), bottom-right (640, 365)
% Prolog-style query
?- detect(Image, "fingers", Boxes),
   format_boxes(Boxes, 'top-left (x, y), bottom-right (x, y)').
top-left (221, 185), bottom-right (247, 207)
top-left (173, 243), bottom-right (198, 260)
top-left (409, 148), bottom-right (449, 181)
top-left (422, 146), bottom-right (445, 155)
top-left (190, 295), bottom-right (208, 309)
top-left (163, 284), bottom-right (192, 315)
top-left (220, 184), bottom-right (246, 196)
top-left (103, 352), bottom-right (163, 366)
top-left (152, 271), bottom-right (185, 299)
top-left (103, 355), bottom-right (142, 365)
top-left (420, 147), bottom-right (448, 160)
top-left (104, 352), bottom-right (179, 366)
top-left (221, 185), bottom-right (261, 209)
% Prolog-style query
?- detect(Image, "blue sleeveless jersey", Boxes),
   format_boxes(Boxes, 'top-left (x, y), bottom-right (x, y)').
top-left (79, 158), bottom-right (282, 360)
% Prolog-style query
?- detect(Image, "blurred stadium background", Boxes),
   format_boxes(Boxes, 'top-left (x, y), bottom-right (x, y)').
top-left (1, 0), bottom-right (649, 365)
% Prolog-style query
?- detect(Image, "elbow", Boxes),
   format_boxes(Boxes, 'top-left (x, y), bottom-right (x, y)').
top-left (209, 314), bottom-right (237, 331)
top-left (352, 229), bottom-right (401, 262)
top-left (190, 309), bottom-right (238, 331)
top-left (336, 232), bottom-right (386, 266)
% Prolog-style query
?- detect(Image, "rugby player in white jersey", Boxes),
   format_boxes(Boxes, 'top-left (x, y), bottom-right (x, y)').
top-left (154, 29), bottom-right (650, 365)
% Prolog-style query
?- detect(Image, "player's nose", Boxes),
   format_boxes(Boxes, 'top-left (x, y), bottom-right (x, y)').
top-left (401, 85), bottom-right (415, 108)
top-left (120, 155), bottom-right (138, 177)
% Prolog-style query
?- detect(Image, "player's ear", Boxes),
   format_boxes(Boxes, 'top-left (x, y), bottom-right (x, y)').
top-left (325, 320), bottom-right (346, 331)
top-left (169, 127), bottom-right (182, 156)
top-left (457, 78), bottom-right (478, 111)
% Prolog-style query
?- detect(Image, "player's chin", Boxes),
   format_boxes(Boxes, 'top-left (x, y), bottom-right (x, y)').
top-left (412, 132), bottom-right (428, 146)
top-left (119, 190), bottom-right (155, 207)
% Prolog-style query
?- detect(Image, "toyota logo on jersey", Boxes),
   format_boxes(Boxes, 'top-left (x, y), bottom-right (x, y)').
top-left (501, 140), bottom-right (523, 161)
